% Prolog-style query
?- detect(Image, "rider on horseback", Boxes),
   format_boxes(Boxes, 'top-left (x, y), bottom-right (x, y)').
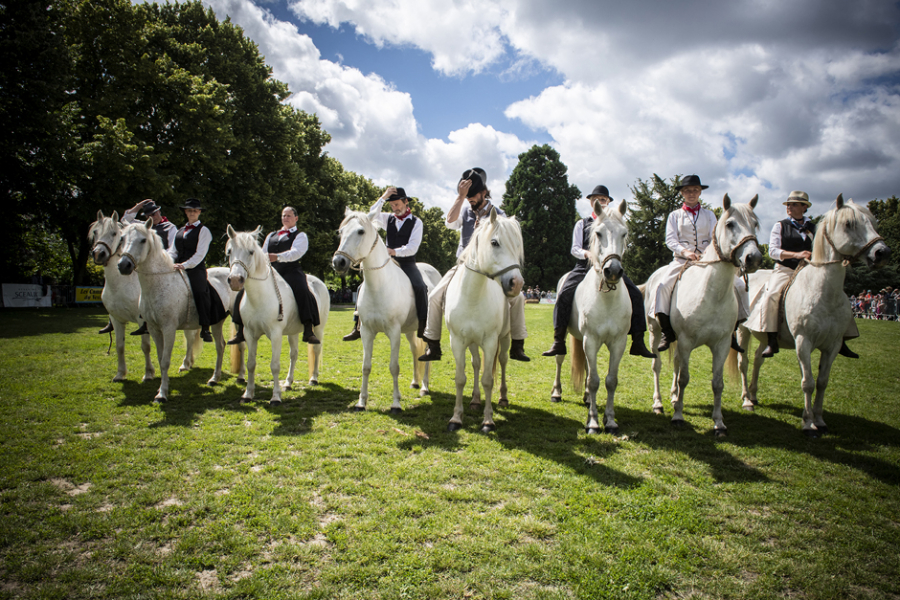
top-left (228, 206), bottom-right (321, 346)
top-left (648, 175), bottom-right (749, 353)
top-left (417, 168), bottom-right (531, 363)
top-left (541, 185), bottom-right (655, 359)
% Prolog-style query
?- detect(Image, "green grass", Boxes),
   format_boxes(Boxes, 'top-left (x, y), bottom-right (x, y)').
top-left (0, 305), bottom-right (898, 599)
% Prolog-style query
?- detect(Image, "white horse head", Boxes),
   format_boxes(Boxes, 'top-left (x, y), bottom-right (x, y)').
top-left (225, 225), bottom-right (266, 292)
top-left (587, 198), bottom-right (629, 286)
top-left (702, 194), bottom-right (763, 274)
top-left (812, 194), bottom-right (891, 267)
top-left (88, 210), bottom-right (124, 266)
top-left (117, 219), bottom-right (172, 275)
top-left (459, 208), bottom-right (525, 297)
top-left (332, 208), bottom-right (381, 275)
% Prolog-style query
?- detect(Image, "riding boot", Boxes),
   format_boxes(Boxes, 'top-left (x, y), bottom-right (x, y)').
top-left (629, 333), bottom-right (656, 359)
top-left (343, 315), bottom-right (361, 342)
top-left (98, 318), bottom-right (114, 334)
top-left (418, 337), bottom-right (442, 361)
top-left (417, 319), bottom-right (427, 339)
top-left (226, 324), bottom-right (245, 346)
top-left (200, 328), bottom-right (213, 343)
top-left (731, 321), bottom-right (745, 353)
top-left (657, 313), bottom-right (676, 352)
top-left (130, 321), bottom-right (148, 336)
top-left (542, 328), bottom-right (567, 356)
top-left (761, 332), bottom-right (779, 358)
top-left (303, 321), bottom-right (320, 345)
top-left (509, 339), bottom-right (531, 362)
top-left (838, 341), bottom-right (859, 359)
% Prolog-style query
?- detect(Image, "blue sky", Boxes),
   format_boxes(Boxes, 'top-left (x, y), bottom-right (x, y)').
top-left (205, 0), bottom-right (900, 235)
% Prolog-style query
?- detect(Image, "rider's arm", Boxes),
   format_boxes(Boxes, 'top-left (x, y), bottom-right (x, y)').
top-left (273, 231), bottom-right (309, 262)
top-left (446, 179), bottom-right (470, 225)
top-left (178, 226), bottom-right (212, 269)
top-left (571, 219), bottom-right (588, 260)
top-left (665, 211), bottom-right (689, 257)
top-left (393, 219), bottom-right (422, 258)
top-left (768, 222), bottom-right (785, 261)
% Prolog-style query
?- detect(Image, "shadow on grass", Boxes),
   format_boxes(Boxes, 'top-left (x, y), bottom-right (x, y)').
top-left (0, 307), bottom-right (109, 338)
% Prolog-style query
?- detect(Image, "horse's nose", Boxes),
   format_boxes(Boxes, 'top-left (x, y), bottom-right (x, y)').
top-left (92, 250), bottom-right (108, 265)
top-left (874, 244), bottom-right (891, 266)
top-left (117, 256), bottom-right (134, 275)
top-left (604, 261), bottom-right (623, 282)
top-left (228, 274), bottom-right (244, 292)
top-left (744, 248), bottom-right (763, 273)
top-left (332, 255), bottom-right (348, 274)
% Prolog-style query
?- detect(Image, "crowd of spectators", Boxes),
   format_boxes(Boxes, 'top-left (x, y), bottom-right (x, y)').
top-left (329, 287), bottom-right (354, 305)
top-left (851, 288), bottom-right (899, 320)
top-left (525, 287), bottom-right (556, 302)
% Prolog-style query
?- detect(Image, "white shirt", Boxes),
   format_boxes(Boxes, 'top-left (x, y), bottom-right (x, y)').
top-left (768, 218), bottom-right (812, 262)
top-left (262, 227), bottom-right (309, 262)
top-left (167, 220), bottom-right (211, 269)
top-left (368, 197), bottom-right (423, 258)
top-left (666, 207), bottom-right (717, 259)
top-left (121, 208), bottom-right (177, 249)
top-left (570, 216), bottom-right (595, 261)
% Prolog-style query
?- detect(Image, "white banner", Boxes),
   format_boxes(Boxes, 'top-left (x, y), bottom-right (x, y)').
top-left (2, 283), bottom-right (52, 308)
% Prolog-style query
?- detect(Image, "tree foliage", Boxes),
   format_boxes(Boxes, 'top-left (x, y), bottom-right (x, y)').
top-left (844, 196), bottom-right (900, 294)
top-left (501, 144), bottom-right (580, 291)
top-left (623, 175), bottom-right (684, 285)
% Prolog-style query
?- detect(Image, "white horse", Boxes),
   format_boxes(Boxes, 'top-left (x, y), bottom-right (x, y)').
top-left (332, 209), bottom-right (442, 413)
top-left (88, 211), bottom-right (199, 382)
top-left (445, 208), bottom-right (525, 432)
top-left (735, 195), bottom-right (890, 436)
top-left (549, 200), bottom-right (632, 434)
top-left (117, 220), bottom-right (234, 402)
top-left (225, 226), bottom-right (330, 404)
top-left (643, 195), bottom-right (763, 436)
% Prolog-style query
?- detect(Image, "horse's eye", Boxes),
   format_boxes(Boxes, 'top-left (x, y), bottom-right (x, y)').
top-left (491, 239), bottom-right (500, 247)
top-left (140, 239), bottom-right (146, 243)
top-left (726, 221), bottom-right (735, 229)
top-left (357, 229), bottom-right (364, 235)
top-left (249, 250), bottom-right (254, 255)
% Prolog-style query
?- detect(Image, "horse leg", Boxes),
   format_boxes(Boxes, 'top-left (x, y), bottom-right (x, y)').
top-left (479, 339), bottom-right (499, 432)
top-left (671, 344), bottom-right (689, 426)
top-left (736, 325), bottom-right (753, 410)
top-left (448, 339), bottom-right (468, 432)
top-left (154, 328), bottom-right (176, 403)
top-left (308, 333), bottom-right (321, 385)
top-left (469, 345), bottom-right (482, 410)
top-left (795, 337), bottom-right (820, 436)
top-left (497, 334), bottom-right (509, 408)
top-left (550, 354), bottom-right (564, 403)
top-left (208, 322), bottom-right (225, 386)
top-left (746, 336), bottom-right (765, 409)
top-left (583, 336), bottom-right (602, 434)
top-left (269, 333), bottom-right (284, 404)
top-left (603, 336), bottom-right (627, 435)
top-left (648, 317), bottom-right (666, 414)
top-left (284, 333), bottom-right (298, 390)
top-left (242, 335), bottom-right (258, 401)
top-left (406, 332), bottom-right (421, 390)
top-left (387, 330), bottom-right (403, 413)
top-left (812, 347), bottom-right (839, 434)
top-left (354, 329), bottom-right (374, 411)
top-left (179, 329), bottom-right (198, 372)
top-left (111, 318), bottom-right (128, 382)
top-left (711, 340), bottom-right (729, 437)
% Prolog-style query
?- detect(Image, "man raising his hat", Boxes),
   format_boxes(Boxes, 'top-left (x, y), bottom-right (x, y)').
top-left (753, 191), bottom-right (858, 358)
top-left (542, 185), bottom-right (655, 359)
top-left (417, 168), bottom-right (530, 362)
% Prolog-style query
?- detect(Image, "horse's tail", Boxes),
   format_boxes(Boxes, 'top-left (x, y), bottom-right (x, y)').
top-left (725, 348), bottom-right (740, 380)
top-left (307, 343), bottom-right (321, 381)
top-left (571, 335), bottom-right (586, 394)
top-left (229, 322), bottom-right (244, 374)
top-left (190, 327), bottom-right (203, 361)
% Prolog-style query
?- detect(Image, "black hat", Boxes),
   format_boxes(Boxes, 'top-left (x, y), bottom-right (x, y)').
top-left (460, 168), bottom-right (487, 198)
top-left (675, 175), bottom-right (708, 191)
top-left (587, 185), bottom-right (612, 200)
top-left (179, 198), bottom-right (203, 210)
top-left (386, 188), bottom-right (409, 202)
top-left (140, 201), bottom-right (162, 217)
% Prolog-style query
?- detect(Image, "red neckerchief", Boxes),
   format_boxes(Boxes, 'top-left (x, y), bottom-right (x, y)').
top-left (682, 203), bottom-right (701, 217)
top-left (184, 224), bottom-right (196, 231)
top-left (158, 216), bottom-right (169, 223)
top-left (394, 208), bottom-right (412, 221)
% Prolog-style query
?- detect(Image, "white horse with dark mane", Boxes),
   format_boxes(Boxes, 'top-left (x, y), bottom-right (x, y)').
top-left (332, 209), bottom-right (442, 412)
top-left (88, 211), bottom-right (199, 382)
top-left (445, 208), bottom-right (525, 432)
top-left (734, 195), bottom-right (890, 436)
top-left (117, 220), bottom-right (234, 402)
top-left (643, 195), bottom-right (762, 436)
top-left (225, 226), bottom-right (330, 404)
top-left (549, 200), bottom-right (632, 434)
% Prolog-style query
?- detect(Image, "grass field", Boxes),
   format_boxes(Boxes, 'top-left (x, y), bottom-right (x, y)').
top-left (0, 305), bottom-right (898, 600)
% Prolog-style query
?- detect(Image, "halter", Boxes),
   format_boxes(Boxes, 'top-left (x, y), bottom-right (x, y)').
top-left (819, 226), bottom-right (885, 267)
top-left (333, 233), bottom-right (393, 272)
top-left (463, 261), bottom-right (523, 281)
top-left (589, 252), bottom-right (623, 293)
top-left (91, 235), bottom-right (123, 266)
top-left (677, 225), bottom-right (759, 292)
top-left (230, 256), bottom-right (285, 321)
top-left (120, 250), bottom-right (191, 292)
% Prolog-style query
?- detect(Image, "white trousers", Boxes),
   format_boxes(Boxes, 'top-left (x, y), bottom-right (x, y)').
top-left (650, 259), bottom-right (750, 321)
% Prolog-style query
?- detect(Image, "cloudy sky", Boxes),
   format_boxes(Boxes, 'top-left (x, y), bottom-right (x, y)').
top-left (202, 0), bottom-right (900, 235)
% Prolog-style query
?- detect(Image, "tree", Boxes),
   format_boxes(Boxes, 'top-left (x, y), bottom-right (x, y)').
top-left (501, 144), bottom-right (580, 291)
top-left (842, 196), bottom-right (900, 294)
top-left (623, 174), bottom-right (684, 285)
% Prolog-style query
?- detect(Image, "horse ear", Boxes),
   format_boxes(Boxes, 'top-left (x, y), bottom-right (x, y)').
top-left (592, 199), bottom-right (604, 218)
top-left (749, 195), bottom-right (758, 210)
top-left (252, 225), bottom-right (263, 239)
top-left (490, 207), bottom-right (498, 223)
top-left (723, 194), bottom-right (731, 210)
top-left (111, 210), bottom-right (119, 222)
top-left (226, 224), bottom-right (236, 238)
top-left (836, 193), bottom-right (844, 209)
top-left (97, 210), bottom-right (104, 220)
top-left (144, 218), bottom-right (153, 229)
top-left (618, 200), bottom-right (627, 216)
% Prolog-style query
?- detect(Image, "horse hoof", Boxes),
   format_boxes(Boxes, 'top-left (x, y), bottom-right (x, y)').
top-left (154, 397), bottom-right (166, 404)
top-left (550, 395), bottom-right (561, 403)
top-left (585, 427), bottom-right (601, 435)
top-left (742, 405), bottom-right (755, 412)
top-left (817, 425), bottom-right (828, 435)
top-left (447, 422), bottom-right (463, 432)
top-left (390, 407), bottom-right (403, 415)
top-left (480, 423), bottom-right (496, 433)
top-left (207, 381), bottom-right (218, 387)
top-left (653, 407), bottom-right (665, 415)
top-left (604, 426), bottom-right (619, 435)
top-left (113, 377), bottom-right (126, 383)
top-left (309, 379), bottom-right (318, 386)
top-left (236, 378), bottom-right (247, 385)
top-left (411, 383), bottom-right (420, 390)
top-left (714, 428), bottom-right (728, 438)
top-left (269, 400), bottom-right (282, 406)
top-left (671, 419), bottom-right (686, 428)
top-left (498, 399), bottom-right (509, 408)
top-left (350, 406), bottom-right (366, 412)
top-left (803, 429), bottom-right (820, 439)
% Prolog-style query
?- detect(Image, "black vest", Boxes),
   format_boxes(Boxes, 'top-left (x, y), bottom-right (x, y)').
top-left (776, 218), bottom-right (815, 270)
top-left (386, 215), bottom-right (417, 263)
top-left (174, 225), bottom-right (205, 269)
top-left (268, 230), bottom-right (302, 275)
top-left (153, 222), bottom-right (173, 250)
top-left (576, 217), bottom-right (593, 268)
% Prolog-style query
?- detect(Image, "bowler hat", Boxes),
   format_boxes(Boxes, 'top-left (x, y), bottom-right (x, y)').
top-left (386, 188), bottom-right (409, 202)
top-left (587, 185), bottom-right (613, 200)
top-left (675, 175), bottom-right (708, 191)
top-left (141, 201), bottom-right (162, 216)
top-left (784, 190), bottom-right (811, 207)
top-left (179, 198), bottom-right (203, 210)
top-left (460, 168), bottom-right (487, 198)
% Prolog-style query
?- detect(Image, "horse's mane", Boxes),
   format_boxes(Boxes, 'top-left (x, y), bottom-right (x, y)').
top-left (124, 222), bottom-right (174, 267)
top-left (811, 200), bottom-right (876, 263)
top-left (588, 208), bottom-right (628, 260)
top-left (88, 214), bottom-right (120, 243)
top-left (340, 210), bottom-right (379, 237)
top-left (459, 212), bottom-right (524, 268)
top-left (701, 203), bottom-right (759, 261)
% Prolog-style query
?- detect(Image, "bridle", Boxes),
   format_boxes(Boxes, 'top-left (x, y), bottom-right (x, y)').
top-left (678, 221), bottom-right (759, 292)
top-left (463, 232), bottom-right (523, 281)
top-left (91, 234), bottom-right (124, 266)
top-left (589, 252), bottom-right (623, 293)
top-left (333, 229), bottom-right (393, 272)
top-left (229, 254), bottom-right (285, 321)
top-left (818, 226), bottom-right (884, 267)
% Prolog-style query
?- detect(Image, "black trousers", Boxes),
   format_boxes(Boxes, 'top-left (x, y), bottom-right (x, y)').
top-left (185, 266), bottom-right (211, 328)
top-left (232, 265), bottom-right (320, 327)
top-left (395, 257), bottom-right (428, 322)
top-left (552, 267), bottom-right (646, 338)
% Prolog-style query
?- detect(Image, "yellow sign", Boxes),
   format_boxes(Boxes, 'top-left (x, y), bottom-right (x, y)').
top-left (75, 287), bottom-right (104, 303)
